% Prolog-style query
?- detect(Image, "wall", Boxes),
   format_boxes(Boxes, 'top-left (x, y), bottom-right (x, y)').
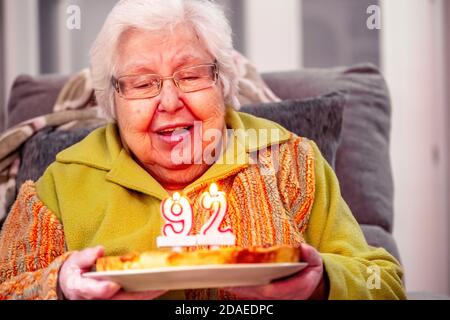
top-left (0, 1), bottom-right (4, 131)
top-left (2, 0), bottom-right (40, 129)
top-left (444, 0), bottom-right (450, 294)
top-left (244, 0), bottom-right (302, 72)
top-left (381, 0), bottom-right (449, 295)
top-left (39, 0), bottom-right (117, 73)
top-left (217, 0), bottom-right (246, 55)
top-left (302, 0), bottom-right (380, 68)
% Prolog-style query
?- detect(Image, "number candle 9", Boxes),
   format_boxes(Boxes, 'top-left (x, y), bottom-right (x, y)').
top-left (156, 192), bottom-right (197, 248)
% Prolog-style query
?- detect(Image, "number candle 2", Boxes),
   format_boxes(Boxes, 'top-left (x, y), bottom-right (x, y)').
top-left (197, 183), bottom-right (236, 246)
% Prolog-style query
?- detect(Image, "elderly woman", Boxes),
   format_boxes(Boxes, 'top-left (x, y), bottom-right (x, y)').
top-left (0, 0), bottom-right (405, 300)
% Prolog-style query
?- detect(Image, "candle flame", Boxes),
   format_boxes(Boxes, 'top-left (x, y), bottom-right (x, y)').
top-left (210, 183), bottom-right (218, 195)
top-left (173, 192), bottom-right (181, 201)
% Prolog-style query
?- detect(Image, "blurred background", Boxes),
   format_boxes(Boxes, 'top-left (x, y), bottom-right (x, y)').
top-left (0, 0), bottom-right (449, 296)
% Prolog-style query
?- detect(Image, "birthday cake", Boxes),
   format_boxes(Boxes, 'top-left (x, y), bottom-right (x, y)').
top-left (95, 246), bottom-right (301, 271)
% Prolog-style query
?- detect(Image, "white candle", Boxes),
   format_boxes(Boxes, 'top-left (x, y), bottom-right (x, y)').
top-left (197, 183), bottom-right (236, 246)
top-left (156, 192), bottom-right (197, 248)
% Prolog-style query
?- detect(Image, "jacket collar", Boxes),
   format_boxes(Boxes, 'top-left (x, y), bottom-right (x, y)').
top-left (56, 107), bottom-right (291, 200)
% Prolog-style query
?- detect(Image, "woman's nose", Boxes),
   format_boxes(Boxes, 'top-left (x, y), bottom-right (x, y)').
top-left (157, 79), bottom-right (183, 113)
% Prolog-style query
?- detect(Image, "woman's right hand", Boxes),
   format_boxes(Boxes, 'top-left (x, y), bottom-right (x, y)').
top-left (58, 246), bottom-right (167, 300)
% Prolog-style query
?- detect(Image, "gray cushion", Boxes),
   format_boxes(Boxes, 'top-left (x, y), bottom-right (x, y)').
top-left (360, 224), bottom-right (400, 262)
top-left (262, 63), bottom-right (394, 233)
top-left (241, 92), bottom-right (344, 168)
top-left (7, 74), bottom-right (69, 128)
top-left (15, 126), bottom-right (98, 194)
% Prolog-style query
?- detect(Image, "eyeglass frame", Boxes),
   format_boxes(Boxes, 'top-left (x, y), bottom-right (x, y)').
top-left (111, 59), bottom-right (219, 100)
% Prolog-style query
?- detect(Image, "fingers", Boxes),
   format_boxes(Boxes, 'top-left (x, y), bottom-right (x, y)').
top-left (225, 274), bottom-right (311, 300)
top-left (226, 271), bottom-right (306, 300)
top-left (111, 290), bottom-right (168, 300)
top-left (300, 243), bottom-right (323, 267)
top-left (59, 246), bottom-right (167, 300)
top-left (66, 277), bottom-right (121, 300)
top-left (59, 246), bottom-right (123, 300)
top-left (225, 244), bottom-right (324, 300)
top-left (71, 246), bottom-right (104, 270)
top-left (225, 286), bottom-right (267, 300)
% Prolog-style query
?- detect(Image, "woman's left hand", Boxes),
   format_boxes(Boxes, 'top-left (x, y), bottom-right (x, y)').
top-left (225, 243), bottom-right (328, 300)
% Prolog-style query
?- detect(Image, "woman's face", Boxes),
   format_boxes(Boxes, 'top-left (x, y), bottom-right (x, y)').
top-left (114, 25), bottom-right (226, 190)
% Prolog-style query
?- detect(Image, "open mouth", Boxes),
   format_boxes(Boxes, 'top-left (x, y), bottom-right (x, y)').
top-left (155, 124), bottom-right (196, 145)
top-left (156, 125), bottom-right (194, 136)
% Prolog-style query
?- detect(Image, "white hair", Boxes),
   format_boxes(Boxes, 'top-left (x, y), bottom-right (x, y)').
top-left (89, 0), bottom-right (240, 121)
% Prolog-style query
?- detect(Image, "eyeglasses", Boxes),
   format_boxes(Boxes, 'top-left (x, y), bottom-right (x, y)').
top-left (111, 60), bottom-right (219, 99)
